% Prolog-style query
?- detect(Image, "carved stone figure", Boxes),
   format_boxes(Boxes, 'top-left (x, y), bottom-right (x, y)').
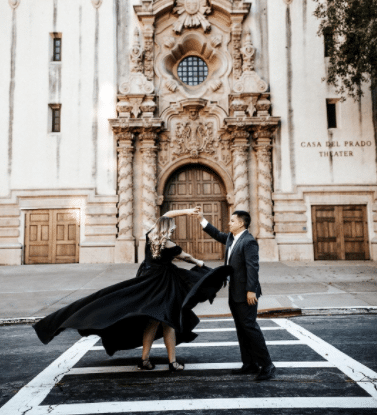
top-left (173, 0), bottom-right (212, 33)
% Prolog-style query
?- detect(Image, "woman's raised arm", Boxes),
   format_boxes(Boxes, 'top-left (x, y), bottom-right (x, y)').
top-left (163, 206), bottom-right (201, 218)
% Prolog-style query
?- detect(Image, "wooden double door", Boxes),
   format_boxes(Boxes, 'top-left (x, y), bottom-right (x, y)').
top-left (312, 205), bottom-right (369, 260)
top-left (25, 209), bottom-right (80, 264)
top-left (161, 165), bottom-right (228, 260)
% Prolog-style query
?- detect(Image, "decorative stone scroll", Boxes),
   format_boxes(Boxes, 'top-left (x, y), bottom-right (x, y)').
top-left (253, 125), bottom-right (277, 238)
top-left (173, 0), bottom-right (212, 34)
top-left (116, 132), bottom-right (134, 240)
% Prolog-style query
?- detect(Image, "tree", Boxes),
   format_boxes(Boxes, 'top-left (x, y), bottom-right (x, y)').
top-left (314, 0), bottom-right (377, 100)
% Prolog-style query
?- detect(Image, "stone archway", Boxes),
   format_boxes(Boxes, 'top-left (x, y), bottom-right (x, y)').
top-left (161, 164), bottom-right (228, 260)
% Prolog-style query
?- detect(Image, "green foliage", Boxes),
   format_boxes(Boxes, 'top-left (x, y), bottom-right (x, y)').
top-left (314, 0), bottom-right (377, 100)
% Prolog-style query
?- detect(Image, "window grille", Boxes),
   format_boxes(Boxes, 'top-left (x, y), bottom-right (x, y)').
top-left (53, 38), bottom-right (61, 61)
top-left (177, 56), bottom-right (208, 86)
top-left (51, 106), bottom-right (61, 132)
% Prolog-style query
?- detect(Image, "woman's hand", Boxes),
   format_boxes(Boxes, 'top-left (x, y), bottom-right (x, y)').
top-left (187, 206), bottom-right (201, 216)
top-left (196, 260), bottom-right (205, 267)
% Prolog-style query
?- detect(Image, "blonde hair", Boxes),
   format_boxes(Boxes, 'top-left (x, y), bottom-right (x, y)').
top-left (148, 216), bottom-right (176, 259)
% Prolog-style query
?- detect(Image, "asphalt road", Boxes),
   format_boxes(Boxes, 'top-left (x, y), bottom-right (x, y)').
top-left (0, 315), bottom-right (377, 415)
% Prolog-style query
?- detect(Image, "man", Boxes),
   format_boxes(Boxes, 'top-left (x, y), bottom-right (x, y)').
top-left (196, 208), bottom-right (276, 381)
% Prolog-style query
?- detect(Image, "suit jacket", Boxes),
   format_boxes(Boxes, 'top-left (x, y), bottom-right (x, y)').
top-left (203, 222), bottom-right (261, 302)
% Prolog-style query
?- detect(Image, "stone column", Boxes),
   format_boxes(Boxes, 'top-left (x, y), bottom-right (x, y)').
top-left (114, 132), bottom-right (135, 263)
top-left (231, 130), bottom-right (250, 212)
top-left (138, 130), bottom-right (158, 261)
top-left (253, 125), bottom-right (279, 261)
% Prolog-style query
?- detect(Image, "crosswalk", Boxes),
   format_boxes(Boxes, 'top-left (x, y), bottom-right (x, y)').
top-left (1, 317), bottom-right (377, 414)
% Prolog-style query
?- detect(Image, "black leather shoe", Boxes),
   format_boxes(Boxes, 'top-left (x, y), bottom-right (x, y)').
top-left (231, 363), bottom-right (259, 375)
top-left (254, 363), bottom-right (276, 381)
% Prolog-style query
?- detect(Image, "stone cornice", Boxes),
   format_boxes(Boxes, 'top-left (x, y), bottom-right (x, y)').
top-left (109, 118), bottom-right (163, 135)
top-left (134, 0), bottom-right (251, 21)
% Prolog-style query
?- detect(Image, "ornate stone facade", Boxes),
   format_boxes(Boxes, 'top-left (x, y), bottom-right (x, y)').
top-left (108, 0), bottom-right (281, 262)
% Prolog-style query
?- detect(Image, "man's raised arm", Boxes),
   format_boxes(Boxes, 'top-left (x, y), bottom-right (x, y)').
top-left (196, 207), bottom-right (228, 245)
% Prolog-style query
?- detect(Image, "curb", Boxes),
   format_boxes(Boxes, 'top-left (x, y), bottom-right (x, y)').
top-left (0, 317), bottom-right (43, 326)
top-left (301, 306), bottom-right (377, 316)
top-left (1, 307), bottom-right (377, 325)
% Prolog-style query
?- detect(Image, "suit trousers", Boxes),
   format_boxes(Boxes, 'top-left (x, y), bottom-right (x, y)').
top-left (229, 298), bottom-right (272, 367)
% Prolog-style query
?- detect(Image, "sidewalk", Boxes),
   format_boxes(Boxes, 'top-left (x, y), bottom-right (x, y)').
top-left (0, 261), bottom-right (376, 322)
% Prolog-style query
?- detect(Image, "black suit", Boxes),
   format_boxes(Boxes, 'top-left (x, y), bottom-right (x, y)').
top-left (203, 222), bottom-right (272, 367)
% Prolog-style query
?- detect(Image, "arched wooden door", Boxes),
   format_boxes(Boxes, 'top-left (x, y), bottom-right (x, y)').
top-left (161, 165), bottom-right (228, 260)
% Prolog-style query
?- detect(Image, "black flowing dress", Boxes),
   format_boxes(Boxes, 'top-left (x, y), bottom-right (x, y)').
top-left (33, 235), bottom-right (232, 356)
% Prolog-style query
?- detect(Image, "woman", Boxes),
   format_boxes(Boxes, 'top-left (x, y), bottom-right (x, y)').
top-left (33, 207), bottom-right (231, 372)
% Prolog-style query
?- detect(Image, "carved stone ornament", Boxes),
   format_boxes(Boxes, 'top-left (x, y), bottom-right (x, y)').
top-left (240, 30), bottom-right (255, 73)
top-left (173, 0), bottom-right (212, 34)
top-left (130, 28), bottom-right (143, 74)
top-left (164, 36), bottom-right (176, 49)
top-left (173, 118), bottom-right (216, 158)
top-left (119, 28), bottom-right (154, 95)
top-left (256, 94), bottom-right (271, 116)
top-left (165, 79), bottom-right (178, 92)
top-left (210, 35), bottom-right (222, 48)
top-left (143, 25), bottom-right (154, 82)
top-left (140, 96), bottom-right (157, 118)
top-left (232, 23), bottom-right (243, 80)
top-left (210, 80), bottom-right (222, 92)
top-left (141, 0), bottom-right (153, 12)
top-left (8, 0), bottom-right (20, 8)
top-left (91, 0), bottom-right (102, 9)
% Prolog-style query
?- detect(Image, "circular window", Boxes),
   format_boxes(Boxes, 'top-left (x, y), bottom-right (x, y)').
top-left (177, 56), bottom-right (208, 86)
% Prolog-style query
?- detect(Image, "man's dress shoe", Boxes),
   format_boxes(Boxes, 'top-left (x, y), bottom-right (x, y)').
top-left (254, 363), bottom-right (276, 381)
top-left (231, 363), bottom-right (259, 375)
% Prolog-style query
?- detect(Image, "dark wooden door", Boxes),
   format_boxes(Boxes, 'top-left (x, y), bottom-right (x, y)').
top-left (162, 166), bottom-right (228, 260)
top-left (312, 205), bottom-right (369, 260)
top-left (25, 209), bottom-right (80, 264)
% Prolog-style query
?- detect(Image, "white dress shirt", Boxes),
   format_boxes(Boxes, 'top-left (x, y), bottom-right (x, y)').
top-left (200, 218), bottom-right (246, 264)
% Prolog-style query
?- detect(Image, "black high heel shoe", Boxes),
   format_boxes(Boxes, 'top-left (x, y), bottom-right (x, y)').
top-left (169, 361), bottom-right (185, 372)
top-left (137, 359), bottom-right (155, 370)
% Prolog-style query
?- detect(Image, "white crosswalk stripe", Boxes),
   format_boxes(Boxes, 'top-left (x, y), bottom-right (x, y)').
top-left (66, 361), bottom-right (336, 375)
top-left (91, 340), bottom-right (304, 351)
top-left (1, 317), bottom-right (376, 415)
